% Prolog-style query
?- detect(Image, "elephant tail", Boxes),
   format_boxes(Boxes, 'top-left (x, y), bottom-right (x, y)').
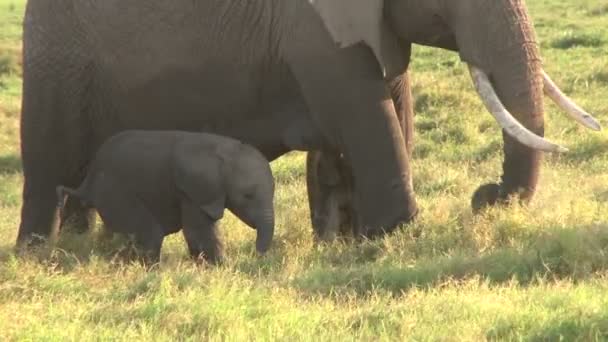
top-left (56, 185), bottom-right (81, 208)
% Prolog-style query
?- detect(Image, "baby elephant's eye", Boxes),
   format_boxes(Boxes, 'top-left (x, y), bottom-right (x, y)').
top-left (244, 193), bottom-right (255, 200)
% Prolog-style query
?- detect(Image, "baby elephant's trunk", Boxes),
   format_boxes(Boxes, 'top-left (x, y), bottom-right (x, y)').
top-left (255, 210), bottom-right (275, 254)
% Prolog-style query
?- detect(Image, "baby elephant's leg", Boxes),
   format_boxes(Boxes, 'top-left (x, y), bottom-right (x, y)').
top-left (181, 203), bottom-right (223, 265)
top-left (91, 176), bottom-right (164, 267)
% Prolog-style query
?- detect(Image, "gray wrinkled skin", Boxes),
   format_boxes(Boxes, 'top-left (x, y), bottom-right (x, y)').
top-left (57, 130), bottom-right (275, 265)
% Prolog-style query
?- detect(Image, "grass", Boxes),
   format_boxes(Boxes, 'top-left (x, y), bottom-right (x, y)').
top-left (1, 0), bottom-right (608, 340)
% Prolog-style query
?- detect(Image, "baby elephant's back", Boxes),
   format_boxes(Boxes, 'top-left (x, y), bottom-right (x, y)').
top-left (92, 130), bottom-right (181, 202)
top-left (95, 130), bottom-right (177, 173)
top-left (172, 131), bottom-right (243, 156)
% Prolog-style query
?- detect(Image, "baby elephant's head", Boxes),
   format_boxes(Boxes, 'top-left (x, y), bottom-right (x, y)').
top-left (221, 143), bottom-right (275, 254)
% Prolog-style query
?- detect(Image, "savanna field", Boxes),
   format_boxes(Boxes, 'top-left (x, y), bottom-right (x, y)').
top-left (1, 0), bottom-right (608, 340)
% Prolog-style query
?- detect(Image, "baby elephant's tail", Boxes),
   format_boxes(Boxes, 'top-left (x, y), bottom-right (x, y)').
top-left (55, 185), bottom-right (79, 209)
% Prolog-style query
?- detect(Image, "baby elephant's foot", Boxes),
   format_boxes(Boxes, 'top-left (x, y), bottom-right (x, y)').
top-left (132, 248), bottom-right (160, 270)
top-left (109, 241), bottom-right (158, 268)
top-left (113, 247), bottom-right (159, 270)
top-left (191, 249), bottom-right (224, 266)
top-left (182, 219), bottom-right (224, 266)
top-left (132, 233), bottom-right (163, 269)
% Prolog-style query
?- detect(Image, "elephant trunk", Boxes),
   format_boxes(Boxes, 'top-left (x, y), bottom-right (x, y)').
top-left (389, 0), bottom-right (600, 210)
top-left (460, 1), bottom-right (547, 209)
top-left (255, 209), bottom-right (275, 254)
top-left (490, 48), bottom-right (546, 204)
top-left (453, 0), bottom-right (600, 211)
top-left (468, 66), bottom-right (564, 153)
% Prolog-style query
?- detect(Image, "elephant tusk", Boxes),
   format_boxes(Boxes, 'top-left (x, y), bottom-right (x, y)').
top-left (468, 65), bottom-right (568, 153)
top-left (542, 71), bottom-right (602, 131)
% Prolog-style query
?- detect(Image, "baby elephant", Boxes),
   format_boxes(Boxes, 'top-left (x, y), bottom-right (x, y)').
top-left (57, 130), bottom-right (275, 265)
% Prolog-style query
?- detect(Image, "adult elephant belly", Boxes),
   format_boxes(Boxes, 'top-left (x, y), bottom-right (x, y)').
top-left (121, 67), bottom-right (261, 129)
top-left (92, 61), bottom-right (294, 159)
top-left (92, 56), bottom-right (324, 162)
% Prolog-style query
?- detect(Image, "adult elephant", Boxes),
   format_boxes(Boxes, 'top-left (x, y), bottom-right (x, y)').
top-left (17, 0), bottom-right (597, 248)
top-left (17, 0), bottom-right (419, 247)
top-left (306, 0), bottom-right (601, 241)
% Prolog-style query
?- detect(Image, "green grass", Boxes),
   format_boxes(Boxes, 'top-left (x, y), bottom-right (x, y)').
top-left (1, 0), bottom-right (608, 340)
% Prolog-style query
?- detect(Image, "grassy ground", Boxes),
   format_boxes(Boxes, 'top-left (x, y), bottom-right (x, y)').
top-left (1, 0), bottom-right (608, 340)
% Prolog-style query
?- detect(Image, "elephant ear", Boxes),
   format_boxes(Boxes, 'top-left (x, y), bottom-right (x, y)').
top-left (309, 0), bottom-right (407, 78)
top-left (174, 150), bottom-right (226, 221)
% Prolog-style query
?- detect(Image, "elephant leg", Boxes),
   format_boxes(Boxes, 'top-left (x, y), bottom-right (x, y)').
top-left (17, 3), bottom-right (93, 249)
top-left (306, 151), bottom-right (355, 242)
top-left (17, 70), bottom-right (93, 249)
top-left (181, 203), bottom-right (223, 265)
top-left (306, 70), bottom-right (416, 240)
top-left (307, 151), bottom-right (338, 242)
top-left (60, 197), bottom-right (97, 234)
top-left (132, 228), bottom-right (164, 268)
top-left (91, 176), bottom-right (164, 266)
top-left (16, 187), bottom-right (62, 249)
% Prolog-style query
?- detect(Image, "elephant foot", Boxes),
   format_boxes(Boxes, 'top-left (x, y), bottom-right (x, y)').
top-left (471, 183), bottom-right (503, 213)
top-left (472, 181), bottom-right (538, 214)
top-left (14, 215), bottom-right (61, 258)
top-left (14, 235), bottom-right (55, 261)
top-left (311, 191), bottom-right (355, 243)
top-left (15, 233), bottom-right (48, 253)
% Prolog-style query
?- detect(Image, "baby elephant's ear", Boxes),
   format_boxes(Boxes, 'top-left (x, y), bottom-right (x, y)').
top-left (200, 197), bottom-right (225, 221)
top-left (174, 157), bottom-right (226, 221)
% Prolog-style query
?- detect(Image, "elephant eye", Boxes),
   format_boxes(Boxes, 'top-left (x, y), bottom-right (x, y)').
top-left (244, 193), bottom-right (255, 200)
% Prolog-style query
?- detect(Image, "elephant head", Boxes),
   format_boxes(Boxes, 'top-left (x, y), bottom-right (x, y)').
top-left (176, 140), bottom-right (275, 254)
top-left (220, 143), bottom-right (276, 253)
top-left (310, 0), bottom-right (600, 209)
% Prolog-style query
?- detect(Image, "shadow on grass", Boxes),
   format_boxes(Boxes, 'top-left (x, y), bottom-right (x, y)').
top-left (293, 225), bottom-right (608, 297)
top-left (550, 32), bottom-right (604, 49)
top-left (588, 4), bottom-right (608, 17)
top-left (554, 137), bottom-right (608, 165)
top-left (0, 154), bottom-right (22, 174)
top-left (231, 235), bottom-right (387, 279)
top-left (0, 229), bottom-right (156, 273)
top-left (5, 223), bottom-right (608, 292)
top-left (488, 312), bottom-right (608, 340)
top-left (589, 71), bottom-right (608, 86)
top-left (0, 53), bottom-right (19, 78)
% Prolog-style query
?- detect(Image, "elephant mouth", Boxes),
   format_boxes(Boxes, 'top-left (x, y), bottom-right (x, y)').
top-left (466, 64), bottom-right (601, 152)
